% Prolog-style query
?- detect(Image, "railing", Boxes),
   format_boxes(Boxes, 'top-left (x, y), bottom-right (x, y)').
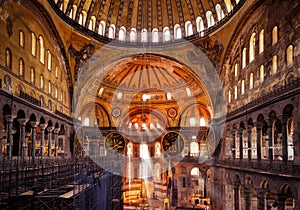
top-left (19, 90), bottom-right (41, 107)
top-left (55, 109), bottom-right (73, 121)
top-left (216, 158), bottom-right (300, 177)
top-left (227, 78), bottom-right (300, 120)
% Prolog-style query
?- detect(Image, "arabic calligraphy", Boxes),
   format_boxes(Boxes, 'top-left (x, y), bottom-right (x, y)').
top-left (105, 132), bottom-right (125, 153)
top-left (162, 132), bottom-right (184, 156)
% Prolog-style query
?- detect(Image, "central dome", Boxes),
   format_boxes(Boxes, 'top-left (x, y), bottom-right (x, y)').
top-left (97, 54), bottom-right (207, 105)
top-left (51, 0), bottom-right (243, 42)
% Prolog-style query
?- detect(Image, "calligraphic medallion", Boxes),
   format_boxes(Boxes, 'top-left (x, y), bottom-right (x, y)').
top-left (105, 132), bottom-right (125, 153)
top-left (162, 131), bottom-right (184, 156)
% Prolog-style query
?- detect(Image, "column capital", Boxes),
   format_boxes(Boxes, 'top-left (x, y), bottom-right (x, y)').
top-left (39, 123), bottom-right (48, 130)
top-left (4, 115), bottom-right (14, 122)
top-left (54, 128), bottom-right (60, 134)
top-left (17, 118), bottom-right (28, 126)
top-left (47, 126), bottom-right (54, 132)
top-left (29, 121), bottom-right (39, 128)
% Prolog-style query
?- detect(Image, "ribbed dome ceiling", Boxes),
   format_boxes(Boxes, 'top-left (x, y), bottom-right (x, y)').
top-left (97, 54), bottom-right (207, 104)
top-left (52, 0), bottom-right (243, 42)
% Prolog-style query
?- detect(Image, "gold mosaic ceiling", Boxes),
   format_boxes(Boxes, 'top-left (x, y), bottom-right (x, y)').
top-left (52, 0), bottom-right (243, 41)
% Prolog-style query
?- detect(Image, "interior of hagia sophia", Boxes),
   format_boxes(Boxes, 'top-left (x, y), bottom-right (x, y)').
top-left (0, 0), bottom-right (299, 209)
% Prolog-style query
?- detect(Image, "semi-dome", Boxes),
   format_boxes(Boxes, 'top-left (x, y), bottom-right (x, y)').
top-left (50, 0), bottom-right (244, 42)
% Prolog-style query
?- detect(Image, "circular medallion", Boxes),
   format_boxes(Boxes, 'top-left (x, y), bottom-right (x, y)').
top-left (112, 108), bottom-right (121, 118)
top-left (162, 132), bottom-right (184, 156)
top-left (167, 108), bottom-right (177, 118)
top-left (105, 132), bottom-right (125, 153)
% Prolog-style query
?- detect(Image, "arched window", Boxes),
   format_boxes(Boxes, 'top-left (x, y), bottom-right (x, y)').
top-left (190, 117), bottom-right (196, 127)
top-left (40, 74), bottom-right (44, 90)
top-left (234, 63), bottom-right (239, 77)
top-left (174, 24), bottom-right (182, 40)
top-left (272, 26), bottom-right (278, 45)
top-left (60, 90), bottom-right (63, 102)
top-left (79, 11), bottom-right (87, 26)
top-left (152, 28), bottom-right (159, 42)
top-left (19, 58), bottom-right (24, 77)
top-left (166, 92), bottom-right (172, 100)
top-left (129, 28), bottom-right (136, 42)
top-left (47, 50), bottom-right (52, 71)
top-left (206, 11), bottom-right (215, 27)
top-left (19, 30), bottom-right (25, 47)
top-left (242, 47), bottom-right (247, 68)
top-left (286, 45), bottom-right (293, 66)
top-left (48, 80), bottom-right (52, 94)
top-left (108, 24), bottom-right (116, 39)
top-left (196, 17), bottom-right (205, 36)
top-left (30, 67), bottom-right (35, 84)
top-left (260, 65), bottom-right (264, 82)
top-left (185, 21), bottom-right (193, 36)
top-left (5, 48), bottom-right (12, 69)
top-left (117, 92), bottom-right (123, 99)
top-left (190, 142), bottom-right (199, 156)
top-left (40, 95), bottom-right (44, 107)
top-left (83, 118), bottom-right (89, 126)
top-left (216, 4), bottom-right (224, 21)
top-left (39, 36), bottom-right (45, 64)
top-left (228, 90), bottom-right (231, 103)
top-left (241, 80), bottom-right (245, 94)
top-left (225, 0), bottom-right (233, 12)
top-left (163, 27), bottom-right (171, 42)
top-left (249, 33), bottom-right (256, 62)
top-left (31, 32), bottom-right (36, 56)
top-left (88, 16), bottom-right (96, 30)
top-left (249, 73), bottom-right (254, 89)
top-left (155, 143), bottom-right (161, 157)
top-left (48, 100), bottom-right (52, 111)
top-left (200, 117), bottom-right (206, 126)
top-left (186, 87), bottom-right (191, 96)
top-left (272, 55), bottom-right (277, 75)
top-left (98, 87), bottom-right (104, 96)
top-left (127, 143), bottom-right (133, 157)
top-left (141, 28), bottom-right (148, 42)
top-left (69, 9), bottom-right (73, 19)
top-left (259, 30), bottom-right (264, 54)
top-left (118, 26), bottom-right (126, 41)
top-left (55, 86), bottom-right (58, 98)
top-left (234, 85), bottom-right (238, 99)
top-left (98, 21), bottom-right (106, 36)
top-left (55, 66), bottom-right (58, 78)
top-left (140, 144), bottom-right (149, 159)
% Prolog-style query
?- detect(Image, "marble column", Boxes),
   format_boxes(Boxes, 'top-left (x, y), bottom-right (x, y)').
top-left (30, 121), bottom-right (38, 162)
top-left (277, 195), bottom-right (287, 210)
top-left (268, 124), bottom-right (274, 161)
top-left (256, 125), bottom-right (262, 161)
top-left (244, 185), bottom-right (251, 210)
top-left (239, 129), bottom-right (243, 159)
top-left (4, 115), bottom-right (13, 159)
top-left (47, 126), bottom-right (54, 156)
top-left (232, 130), bottom-right (236, 159)
top-left (247, 125), bottom-right (252, 160)
top-left (39, 124), bottom-right (47, 157)
top-left (257, 190), bottom-right (266, 210)
top-left (53, 128), bottom-right (60, 156)
top-left (233, 185), bottom-right (240, 210)
top-left (281, 118), bottom-right (288, 162)
top-left (18, 119), bottom-right (27, 159)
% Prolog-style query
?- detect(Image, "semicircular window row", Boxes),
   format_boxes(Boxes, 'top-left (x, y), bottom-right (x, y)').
top-left (54, 0), bottom-right (241, 43)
